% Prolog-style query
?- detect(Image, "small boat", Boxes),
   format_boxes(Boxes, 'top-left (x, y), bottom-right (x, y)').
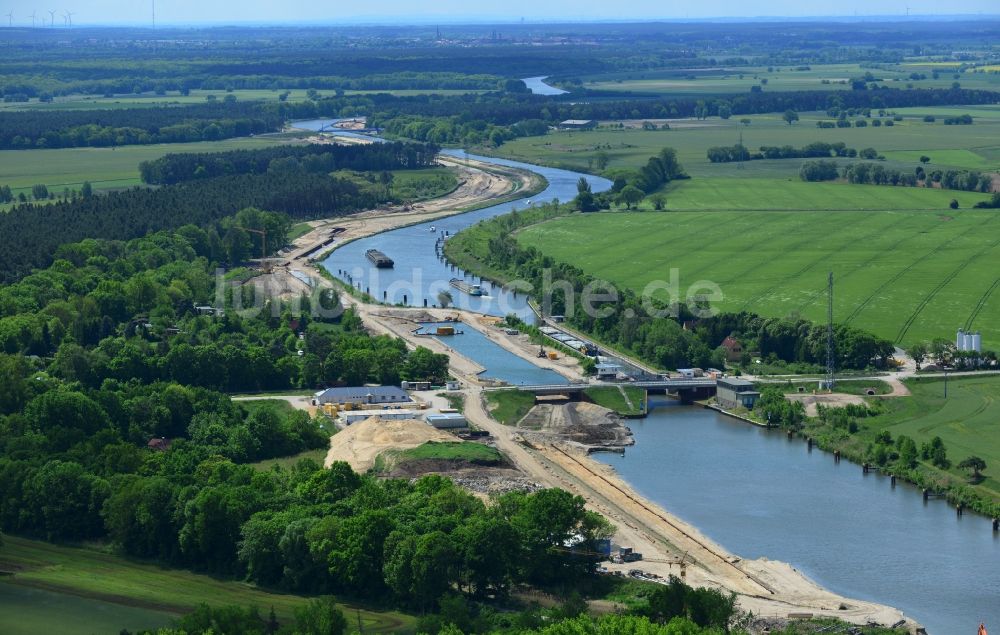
top-left (365, 249), bottom-right (394, 268)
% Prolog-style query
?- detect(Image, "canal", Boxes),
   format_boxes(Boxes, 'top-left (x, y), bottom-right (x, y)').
top-left (294, 119), bottom-right (611, 319)
top-left (417, 322), bottom-right (568, 386)
top-left (596, 399), bottom-right (999, 634)
top-left (294, 118), bottom-right (997, 633)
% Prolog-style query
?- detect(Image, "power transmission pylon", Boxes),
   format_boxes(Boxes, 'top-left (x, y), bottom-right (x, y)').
top-left (826, 271), bottom-right (835, 390)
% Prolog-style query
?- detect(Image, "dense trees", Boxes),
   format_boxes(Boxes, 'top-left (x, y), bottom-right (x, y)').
top-left (799, 160), bottom-right (840, 182)
top-left (708, 141), bottom-right (862, 163)
top-left (842, 162), bottom-right (991, 192)
top-left (139, 142), bottom-right (438, 185)
top-left (0, 102), bottom-right (283, 149)
top-left (0, 219), bottom-right (613, 611)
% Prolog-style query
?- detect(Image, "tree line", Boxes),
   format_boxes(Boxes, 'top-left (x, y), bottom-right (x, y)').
top-left (708, 141), bottom-right (870, 163)
top-left (0, 101), bottom-right (284, 150)
top-left (140, 141), bottom-right (438, 185)
top-left (841, 163), bottom-right (992, 192)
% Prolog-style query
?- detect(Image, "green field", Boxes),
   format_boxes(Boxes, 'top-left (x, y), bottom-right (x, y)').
top-left (578, 63), bottom-right (1000, 97)
top-left (830, 375), bottom-right (1000, 501)
top-left (0, 582), bottom-right (173, 635)
top-left (485, 389), bottom-right (537, 425)
top-left (664, 179), bottom-right (989, 211)
top-left (0, 536), bottom-right (416, 633)
top-left (517, 209), bottom-right (1000, 348)
top-left (0, 136), bottom-right (289, 202)
top-left (493, 106), bottom-right (1000, 179)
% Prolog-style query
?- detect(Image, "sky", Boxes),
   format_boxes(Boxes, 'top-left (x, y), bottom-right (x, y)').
top-left (1, 0), bottom-right (998, 26)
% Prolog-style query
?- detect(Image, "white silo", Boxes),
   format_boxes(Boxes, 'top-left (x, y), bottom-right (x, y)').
top-left (957, 328), bottom-right (967, 350)
top-left (972, 331), bottom-right (982, 353)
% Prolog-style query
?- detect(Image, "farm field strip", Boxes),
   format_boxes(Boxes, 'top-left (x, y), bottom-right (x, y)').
top-left (517, 210), bottom-right (1000, 346)
top-left (0, 137), bottom-right (286, 193)
top-left (735, 211), bottom-right (902, 311)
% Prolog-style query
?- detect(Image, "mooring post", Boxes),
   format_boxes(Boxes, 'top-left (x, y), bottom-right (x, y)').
top-left (956, 505), bottom-right (963, 517)
top-left (923, 488), bottom-right (930, 501)
top-left (423, 299), bottom-right (428, 307)
top-left (807, 438), bottom-right (813, 451)
top-left (383, 290), bottom-right (387, 299)
top-left (891, 474), bottom-right (897, 487)
top-left (834, 450), bottom-right (840, 463)
top-left (993, 518), bottom-right (999, 531)
top-left (403, 294), bottom-right (407, 304)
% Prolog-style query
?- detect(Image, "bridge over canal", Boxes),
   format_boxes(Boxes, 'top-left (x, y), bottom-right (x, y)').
top-left (482, 379), bottom-right (717, 402)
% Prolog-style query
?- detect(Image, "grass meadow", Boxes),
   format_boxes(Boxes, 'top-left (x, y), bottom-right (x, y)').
top-left (517, 209), bottom-right (1000, 348)
top-left (0, 136), bottom-right (289, 205)
top-left (848, 375), bottom-right (1000, 500)
top-left (493, 106), bottom-right (1000, 178)
top-left (0, 535), bottom-right (416, 634)
top-left (577, 62), bottom-right (1000, 97)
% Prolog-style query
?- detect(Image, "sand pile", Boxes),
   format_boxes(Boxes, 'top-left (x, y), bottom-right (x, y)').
top-left (324, 417), bottom-right (458, 472)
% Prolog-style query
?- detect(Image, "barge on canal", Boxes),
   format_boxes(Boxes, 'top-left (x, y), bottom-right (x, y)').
top-left (365, 249), bottom-right (394, 268)
top-left (450, 278), bottom-right (484, 296)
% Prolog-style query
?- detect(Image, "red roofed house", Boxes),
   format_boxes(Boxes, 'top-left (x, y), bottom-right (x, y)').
top-left (721, 335), bottom-right (744, 363)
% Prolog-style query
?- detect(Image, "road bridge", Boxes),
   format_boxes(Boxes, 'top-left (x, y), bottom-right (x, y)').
top-left (483, 379), bottom-right (716, 402)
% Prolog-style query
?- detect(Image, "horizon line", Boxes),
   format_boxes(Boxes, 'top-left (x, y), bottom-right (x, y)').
top-left (5, 14), bottom-right (1000, 29)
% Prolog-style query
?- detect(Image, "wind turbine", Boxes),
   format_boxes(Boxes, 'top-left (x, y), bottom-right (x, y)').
top-left (151, 0), bottom-right (155, 28)
top-left (64, 10), bottom-right (74, 26)
top-left (905, 5), bottom-right (911, 16)
top-left (29, 10), bottom-right (37, 27)
top-left (48, 9), bottom-right (56, 27)
top-left (4, 12), bottom-right (13, 28)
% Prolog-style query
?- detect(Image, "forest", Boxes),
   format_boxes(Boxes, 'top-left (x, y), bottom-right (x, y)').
top-left (0, 217), bottom-right (635, 627)
top-left (0, 141), bottom-right (437, 282)
top-left (139, 141), bottom-right (439, 185)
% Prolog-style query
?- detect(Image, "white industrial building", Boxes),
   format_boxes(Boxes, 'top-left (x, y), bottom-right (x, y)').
top-left (956, 329), bottom-right (982, 353)
top-left (425, 413), bottom-right (468, 429)
top-left (339, 409), bottom-right (419, 425)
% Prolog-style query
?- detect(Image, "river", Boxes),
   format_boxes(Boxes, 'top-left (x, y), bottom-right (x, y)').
top-left (522, 76), bottom-right (568, 95)
top-left (294, 118), bottom-right (997, 633)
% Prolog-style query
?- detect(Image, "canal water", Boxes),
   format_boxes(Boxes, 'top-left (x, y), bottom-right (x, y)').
top-left (595, 399), bottom-right (999, 634)
top-left (293, 119), bottom-right (611, 319)
top-left (522, 76), bottom-right (569, 95)
top-left (293, 118), bottom-right (997, 633)
top-left (417, 322), bottom-right (568, 386)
